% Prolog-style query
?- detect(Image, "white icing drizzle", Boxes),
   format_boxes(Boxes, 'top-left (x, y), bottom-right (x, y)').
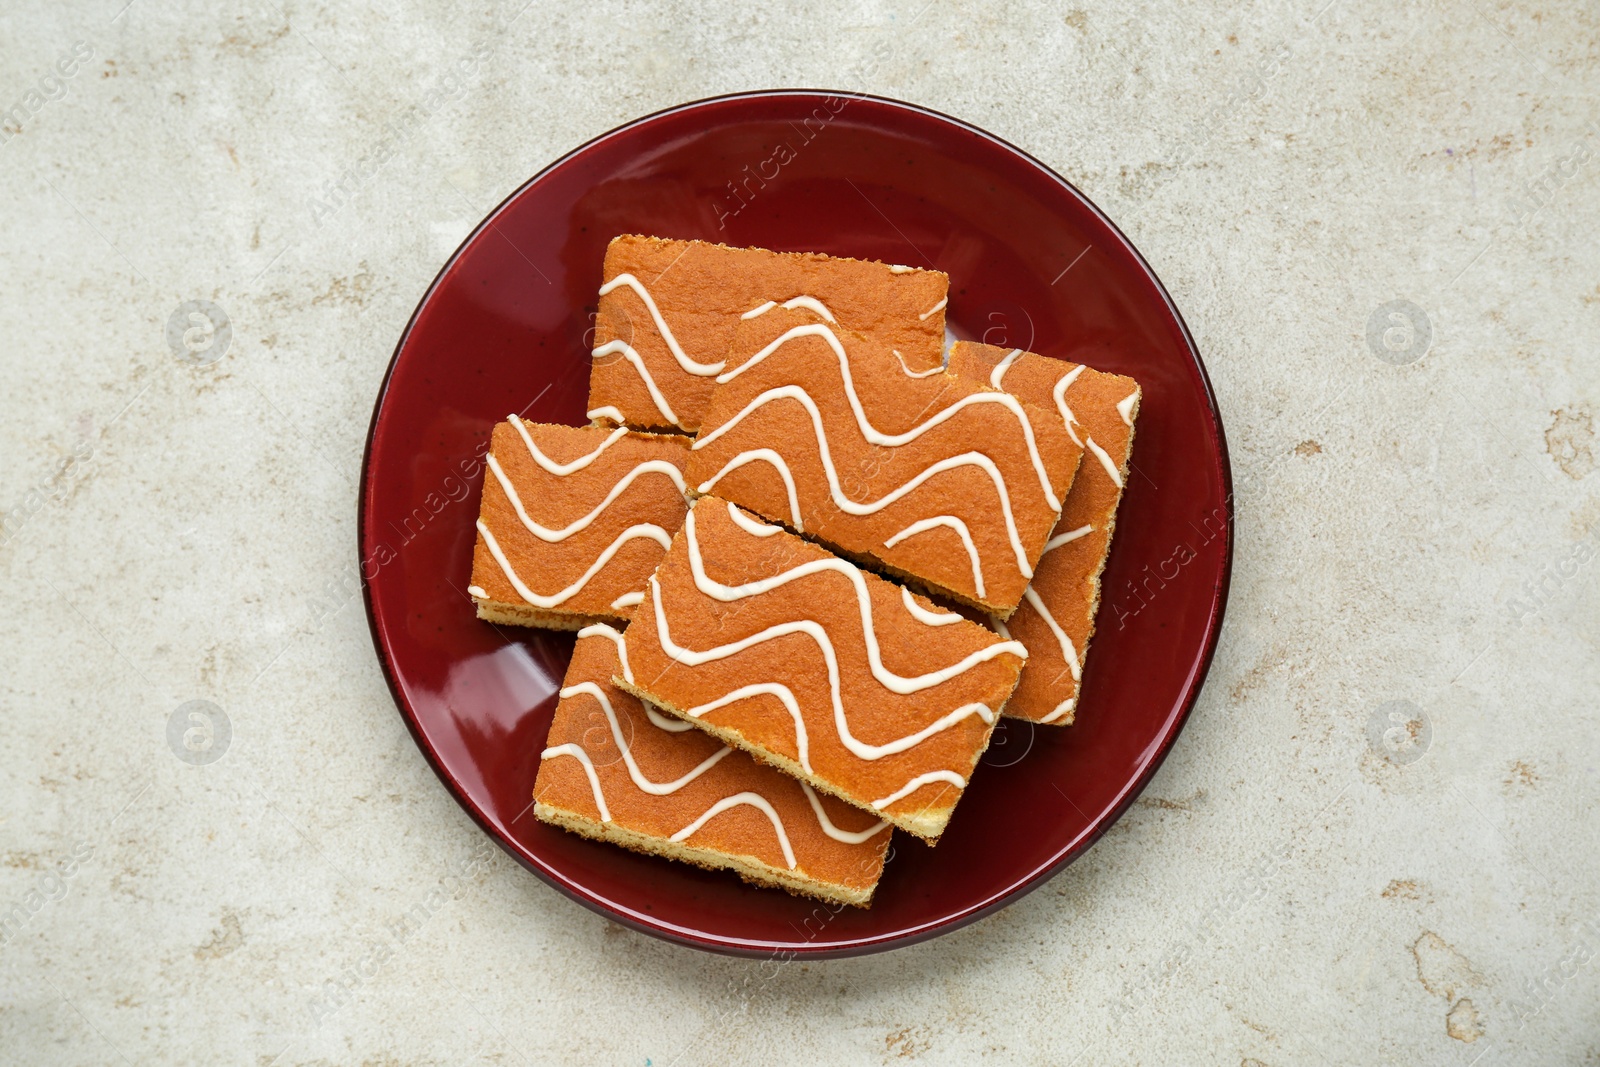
top-left (917, 297), bottom-right (947, 321)
top-left (696, 382), bottom-right (1040, 582)
top-left (580, 623), bottom-right (695, 732)
top-left (1040, 698), bottom-right (1075, 724)
top-left (893, 349), bottom-right (944, 379)
top-left (1050, 364), bottom-right (1120, 485)
top-left (560, 681), bottom-right (734, 794)
top-left (540, 744), bottom-right (610, 820)
top-left (688, 683), bottom-right (811, 773)
top-left (991, 616), bottom-right (1012, 640)
top-left (741, 296), bottom-right (838, 322)
top-left (1087, 437), bottom-right (1123, 487)
top-left (467, 585), bottom-right (488, 599)
top-left (1117, 392), bottom-right (1138, 426)
top-left (648, 575), bottom-right (1000, 762)
top-left (610, 591), bottom-right (644, 609)
top-left (1051, 365), bottom-right (1087, 448)
top-left (872, 770), bottom-right (964, 810)
top-left (590, 340), bottom-right (681, 427)
top-left (781, 296), bottom-right (836, 322)
top-left (587, 406), bottom-right (626, 425)
top-left (989, 349), bottom-right (1024, 389)
top-left (476, 519), bottom-right (671, 608)
top-left (581, 623), bottom-right (635, 682)
top-left (541, 745), bottom-right (795, 867)
top-left (645, 705), bottom-right (695, 732)
top-left (884, 516), bottom-right (986, 599)
top-left (888, 264), bottom-right (915, 273)
top-left (708, 322), bottom-right (1059, 507)
top-left (799, 782), bottom-right (889, 843)
top-left (696, 448), bottom-right (805, 531)
top-left (510, 418), bottom-right (629, 475)
top-left (900, 586), bottom-right (962, 627)
top-left (670, 792), bottom-right (797, 869)
top-left (727, 505), bottom-right (783, 538)
top-left (1022, 587), bottom-right (1082, 682)
top-left (597, 273), bottom-right (725, 374)
top-left (1042, 524), bottom-right (1093, 554)
top-left (487, 452), bottom-right (685, 543)
top-left (690, 506), bottom-right (1025, 693)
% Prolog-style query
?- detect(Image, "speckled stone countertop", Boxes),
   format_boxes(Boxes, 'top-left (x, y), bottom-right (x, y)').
top-left (2, 1), bottom-right (1597, 1063)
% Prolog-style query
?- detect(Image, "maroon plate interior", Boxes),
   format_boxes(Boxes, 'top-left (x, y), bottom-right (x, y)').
top-left (360, 91), bottom-right (1232, 957)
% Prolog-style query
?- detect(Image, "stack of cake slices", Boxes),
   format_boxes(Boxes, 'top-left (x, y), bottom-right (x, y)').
top-left (466, 235), bottom-right (1141, 908)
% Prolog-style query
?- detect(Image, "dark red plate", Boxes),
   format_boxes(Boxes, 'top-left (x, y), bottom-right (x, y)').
top-left (360, 91), bottom-right (1231, 957)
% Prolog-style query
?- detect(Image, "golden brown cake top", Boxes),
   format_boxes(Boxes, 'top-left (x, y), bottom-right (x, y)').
top-left (469, 419), bottom-right (690, 620)
top-left (588, 235), bottom-right (948, 433)
top-left (536, 624), bottom-right (891, 895)
top-left (684, 309), bottom-right (1083, 615)
top-left (947, 341), bottom-right (1141, 724)
top-left (616, 496), bottom-right (1027, 841)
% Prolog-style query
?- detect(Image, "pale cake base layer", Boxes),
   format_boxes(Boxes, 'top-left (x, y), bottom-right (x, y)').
top-left (613, 675), bottom-right (967, 844)
top-left (473, 597), bottom-right (617, 631)
top-left (683, 487), bottom-right (1019, 620)
top-left (534, 802), bottom-right (875, 908)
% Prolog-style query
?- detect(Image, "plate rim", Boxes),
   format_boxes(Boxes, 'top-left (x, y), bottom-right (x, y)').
top-left (358, 88), bottom-right (1234, 958)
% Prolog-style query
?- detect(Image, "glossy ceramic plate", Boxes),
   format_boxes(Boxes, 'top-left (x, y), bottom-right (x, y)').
top-left (360, 91), bottom-right (1232, 957)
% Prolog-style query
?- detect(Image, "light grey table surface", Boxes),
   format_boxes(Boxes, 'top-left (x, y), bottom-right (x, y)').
top-left (2, 1), bottom-right (1597, 1064)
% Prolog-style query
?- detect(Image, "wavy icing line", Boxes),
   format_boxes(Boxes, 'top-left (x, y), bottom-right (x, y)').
top-left (1022, 587), bottom-right (1082, 682)
top-left (895, 349), bottom-right (944, 379)
top-left (697, 448), bottom-right (805, 531)
top-left (695, 382), bottom-right (1041, 582)
top-left (989, 349), bottom-right (1024, 388)
top-left (1047, 365), bottom-right (1126, 486)
top-left (885, 516), bottom-right (986, 599)
top-left (509, 417), bottom-right (627, 474)
top-left (544, 629), bottom-right (889, 863)
top-left (745, 297), bottom-right (940, 382)
top-left (478, 520), bottom-right (671, 608)
top-left (1042, 523), bottom-right (1093, 555)
top-left (691, 504), bottom-right (1025, 695)
top-left (591, 340), bottom-right (681, 426)
top-left (918, 297), bottom-right (947, 321)
top-left (557, 680), bottom-right (733, 794)
top-left (487, 454), bottom-right (685, 542)
top-left (597, 273), bottom-right (725, 375)
top-left (741, 295), bottom-right (837, 322)
top-left (669, 793), bottom-right (796, 867)
top-left (872, 770), bottom-right (964, 810)
top-left (1040, 698), bottom-right (1075, 725)
top-left (900, 586), bottom-right (962, 627)
top-left (581, 623), bottom-right (692, 732)
top-left (1118, 392), bottom-right (1138, 426)
top-left (709, 323), bottom-right (1058, 511)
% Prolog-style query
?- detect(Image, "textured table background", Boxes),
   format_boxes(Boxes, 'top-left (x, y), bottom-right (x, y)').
top-left (3, 1), bottom-right (1598, 1063)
